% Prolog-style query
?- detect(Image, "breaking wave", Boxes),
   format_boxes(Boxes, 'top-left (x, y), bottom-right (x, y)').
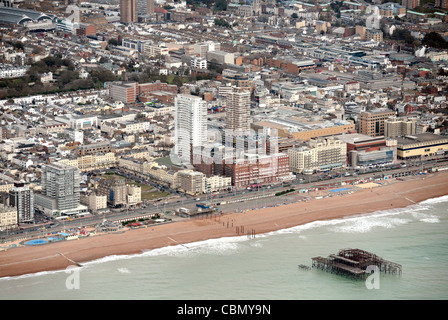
top-left (2, 195), bottom-right (446, 281)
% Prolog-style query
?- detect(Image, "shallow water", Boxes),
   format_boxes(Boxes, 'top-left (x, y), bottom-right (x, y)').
top-left (1, 195), bottom-right (448, 300)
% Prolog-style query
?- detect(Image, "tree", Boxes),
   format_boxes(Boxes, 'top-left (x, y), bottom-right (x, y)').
top-left (59, 70), bottom-right (79, 86)
top-left (215, 0), bottom-right (227, 11)
top-left (388, 28), bottom-right (417, 46)
top-left (422, 32), bottom-right (448, 50)
top-left (90, 67), bottom-right (117, 85)
top-left (172, 77), bottom-right (184, 88)
top-left (108, 38), bottom-right (119, 46)
top-left (214, 17), bottom-right (231, 28)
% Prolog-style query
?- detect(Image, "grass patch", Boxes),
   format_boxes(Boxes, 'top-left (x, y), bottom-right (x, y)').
top-left (102, 172), bottom-right (170, 200)
top-left (275, 188), bottom-right (296, 196)
top-left (142, 191), bottom-right (170, 200)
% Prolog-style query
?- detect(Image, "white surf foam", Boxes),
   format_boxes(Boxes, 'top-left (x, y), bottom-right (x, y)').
top-left (117, 268), bottom-right (131, 274)
top-left (3, 195), bottom-right (446, 280)
top-left (82, 235), bottom-right (250, 268)
top-left (420, 195), bottom-right (448, 205)
top-left (0, 268), bottom-right (69, 282)
top-left (265, 194), bottom-right (447, 236)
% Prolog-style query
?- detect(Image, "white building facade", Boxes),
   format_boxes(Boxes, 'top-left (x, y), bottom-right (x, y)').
top-left (174, 94), bottom-right (207, 164)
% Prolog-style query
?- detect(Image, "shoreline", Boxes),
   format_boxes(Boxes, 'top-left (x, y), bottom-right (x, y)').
top-left (1, 171), bottom-right (448, 279)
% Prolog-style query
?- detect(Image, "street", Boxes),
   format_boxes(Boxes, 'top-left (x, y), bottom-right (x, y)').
top-left (1, 157), bottom-right (447, 244)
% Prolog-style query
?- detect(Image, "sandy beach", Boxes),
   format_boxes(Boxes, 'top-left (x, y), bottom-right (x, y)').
top-left (1, 171), bottom-right (447, 279)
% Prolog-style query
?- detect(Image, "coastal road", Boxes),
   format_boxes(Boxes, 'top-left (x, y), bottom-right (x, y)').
top-left (1, 158), bottom-right (447, 243)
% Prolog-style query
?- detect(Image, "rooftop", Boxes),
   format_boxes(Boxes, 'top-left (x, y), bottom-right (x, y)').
top-left (0, 7), bottom-right (54, 25)
top-left (338, 133), bottom-right (386, 144)
top-left (396, 133), bottom-right (448, 145)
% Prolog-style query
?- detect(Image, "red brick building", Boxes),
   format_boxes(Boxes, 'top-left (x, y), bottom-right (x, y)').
top-left (76, 23), bottom-right (96, 36)
top-left (108, 81), bottom-right (178, 104)
top-left (268, 57), bottom-right (316, 74)
top-left (138, 81), bottom-right (178, 95)
top-left (224, 153), bottom-right (290, 189)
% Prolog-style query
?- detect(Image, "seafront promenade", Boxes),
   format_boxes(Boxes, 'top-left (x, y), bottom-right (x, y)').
top-left (1, 169), bottom-right (447, 278)
top-left (1, 161), bottom-right (445, 250)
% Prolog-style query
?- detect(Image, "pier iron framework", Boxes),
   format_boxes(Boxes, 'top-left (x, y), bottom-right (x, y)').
top-left (311, 248), bottom-right (402, 279)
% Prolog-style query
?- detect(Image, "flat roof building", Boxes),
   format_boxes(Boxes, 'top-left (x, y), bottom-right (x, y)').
top-left (226, 88), bottom-right (251, 133)
top-left (396, 133), bottom-right (448, 160)
top-left (288, 137), bottom-right (347, 174)
top-left (359, 109), bottom-right (395, 137)
top-left (35, 163), bottom-right (83, 217)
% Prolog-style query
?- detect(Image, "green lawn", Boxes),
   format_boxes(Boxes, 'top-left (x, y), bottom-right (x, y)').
top-left (103, 172), bottom-right (170, 200)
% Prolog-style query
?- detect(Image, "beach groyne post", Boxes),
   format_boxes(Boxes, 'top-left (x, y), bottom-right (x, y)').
top-left (57, 251), bottom-right (82, 267)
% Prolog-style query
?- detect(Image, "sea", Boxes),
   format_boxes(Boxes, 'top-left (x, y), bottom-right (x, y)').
top-left (1, 195), bottom-right (448, 301)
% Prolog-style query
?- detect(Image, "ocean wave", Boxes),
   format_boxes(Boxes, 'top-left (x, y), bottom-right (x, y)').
top-left (3, 195), bottom-right (446, 281)
top-left (84, 235), bottom-right (250, 267)
top-left (168, 236), bottom-right (248, 257)
top-left (265, 195), bottom-right (446, 236)
top-left (411, 211), bottom-right (440, 224)
top-left (420, 195), bottom-right (448, 205)
top-left (267, 219), bottom-right (343, 236)
top-left (329, 216), bottom-right (412, 234)
top-left (0, 267), bottom-right (70, 282)
top-left (82, 253), bottom-right (142, 267)
top-left (117, 268), bottom-right (130, 274)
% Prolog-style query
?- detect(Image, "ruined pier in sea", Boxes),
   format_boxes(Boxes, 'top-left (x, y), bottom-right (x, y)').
top-left (311, 248), bottom-right (402, 279)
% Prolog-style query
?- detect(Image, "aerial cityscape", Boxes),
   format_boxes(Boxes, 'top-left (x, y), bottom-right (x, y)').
top-left (0, 0), bottom-right (448, 302)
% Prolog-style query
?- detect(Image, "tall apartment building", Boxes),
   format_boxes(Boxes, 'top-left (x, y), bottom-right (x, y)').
top-left (120, 0), bottom-right (137, 23)
top-left (226, 88), bottom-right (251, 133)
top-left (97, 178), bottom-right (127, 207)
top-left (35, 163), bottom-right (81, 216)
top-left (137, 0), bottom-right (154, 15)
top-left (402, 0), bottom-right (419, 9)
top-left (174, 94), bottom-right (207, 164)
top-left (288, 137), bottom-right (347, 174)
top-left (359, 109), bottom-right (395, 137)
top-left (9, 183), bottom-right (34, 223)
top-left (384, 117), bottom-right (417, 138)
top-left (176, 170), bottom-right (206, 195)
